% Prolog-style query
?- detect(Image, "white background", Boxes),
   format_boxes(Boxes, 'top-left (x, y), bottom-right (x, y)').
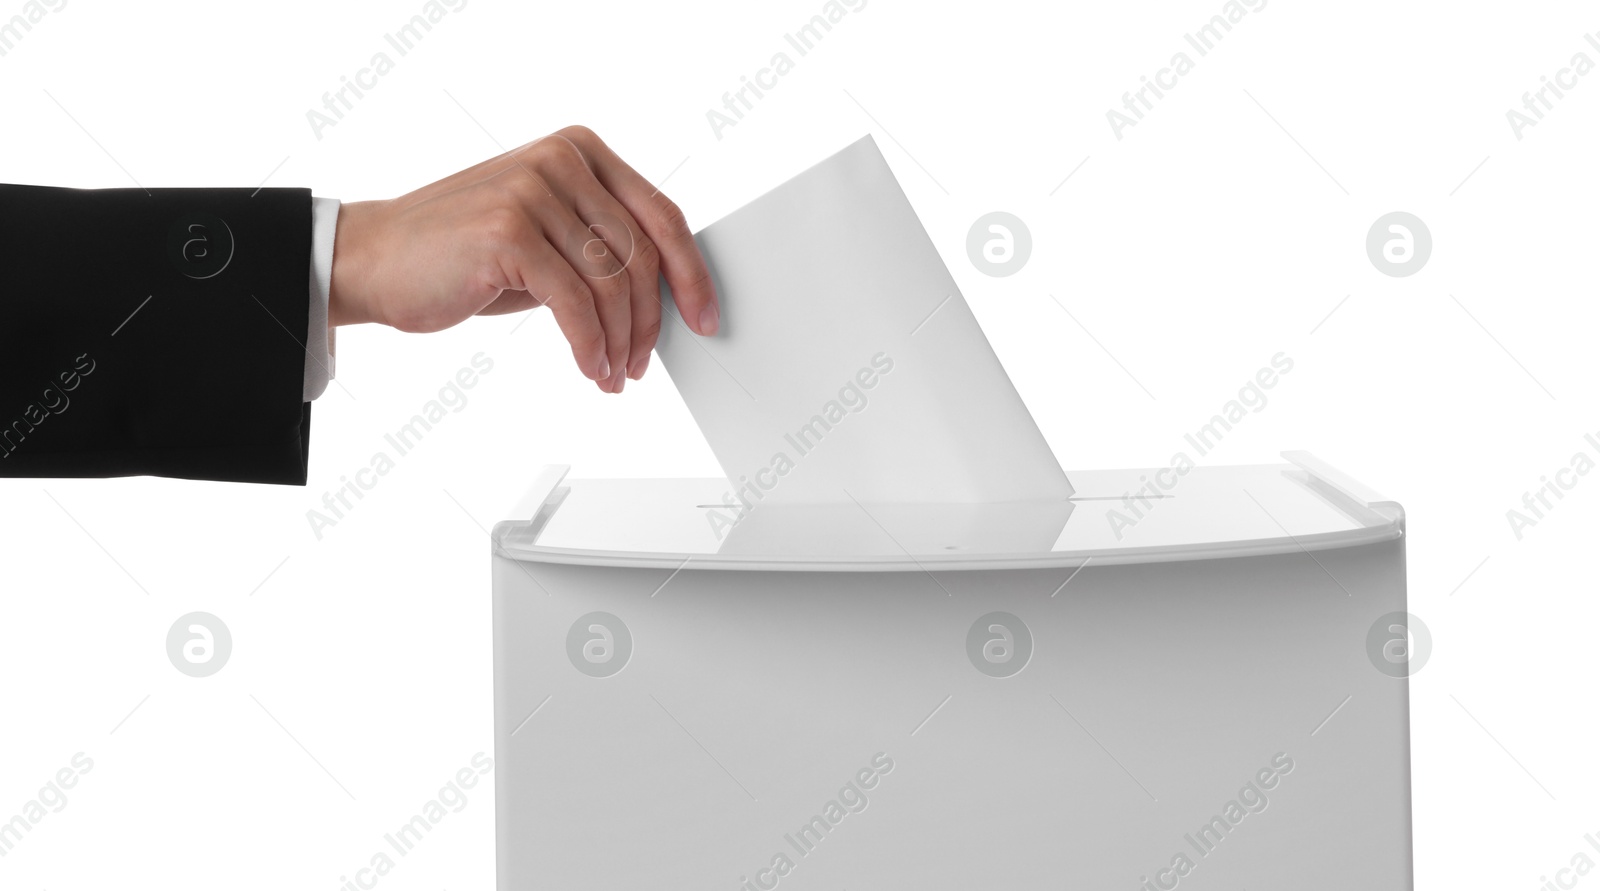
top-left (2, 0), bottom-right (1597, 888)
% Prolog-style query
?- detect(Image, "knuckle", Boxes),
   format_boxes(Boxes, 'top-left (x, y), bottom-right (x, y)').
top-left (576, 239), bottom-right (626, 279)
top-left (558, 124), bottom-right (597, 144)
top-left (512, 140), bottom-right (546, 167)
top-left (630, 235), bottom-right (660, 273)
top-left (572, 225), bottom-right (628, 279)
top-left (503, 172), bottom-right (549, 203)
top-left (569, 326), bottom-right (606, 358)
top-left (519, 136), bottom-right (559, 165)
top-left (548, 278), bottom-right (593, 310)
top-left (651, 195), bottom-right (689, 234)
top-left (601, 253), bottom-right (628, 279)
top-left (533, 134), bottom-right (589, 173)
top-left (480, 207), bottom-right (528, 251)
top-left (593, 269), bottom-right (629, 303)
top-left (680, 259), bottom-right (714, 292)
top-left (634, 317), bottom-right (662, 344)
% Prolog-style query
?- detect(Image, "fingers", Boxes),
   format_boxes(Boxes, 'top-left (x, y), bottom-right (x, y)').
top-left (501, 236), bottom-right (609, 382)
top-left (528, 243), bottom-right (608, 382)
top-left (529, 178), bottom-right (633, 394)
top-left (557, 126), bottom-right (720, 337)
top-left (532, 137), bottom-right (664, 390)
top-left (454, 128), bottom-right (710, 392)
top-left (562, 167), bottom-right (664, 382)
top-left (602, 220), bottom-right (661, 382)
top-left (609, 217), bottom-right (661, 381)
top-left (625, 249), bottom-right (661, 380)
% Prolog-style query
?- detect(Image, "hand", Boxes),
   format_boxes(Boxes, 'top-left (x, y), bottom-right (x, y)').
top-left (327, 126), bottom-right (719, 393)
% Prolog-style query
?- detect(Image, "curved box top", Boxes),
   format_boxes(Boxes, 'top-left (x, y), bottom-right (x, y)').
top-left (492, 454), bottom-right (1403, 572)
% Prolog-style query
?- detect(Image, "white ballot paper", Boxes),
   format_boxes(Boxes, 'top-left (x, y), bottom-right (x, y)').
top-left (656, 135), bottom-right (1071, 505)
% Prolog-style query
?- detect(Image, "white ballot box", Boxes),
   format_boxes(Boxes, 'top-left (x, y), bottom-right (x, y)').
top-left (490, 452), bottom-right (1413, 890)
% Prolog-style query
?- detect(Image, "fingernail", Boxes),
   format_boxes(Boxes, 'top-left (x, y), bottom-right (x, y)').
top-left (597, 355), bottom-right (611, 381)
top-left (614, 373), bottom-right (626, 394)
top-left (698, 303), bottom-right (720, 336)
top-left (628, 353), bottom-right (650, 380)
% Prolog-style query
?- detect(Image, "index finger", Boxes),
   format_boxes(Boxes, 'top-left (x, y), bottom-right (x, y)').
top-left (558, 127), bottom-right (719, 337)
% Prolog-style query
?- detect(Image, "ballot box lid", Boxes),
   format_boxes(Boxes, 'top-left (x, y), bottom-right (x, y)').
top-left (492, 452), bottom-right (1403, 572)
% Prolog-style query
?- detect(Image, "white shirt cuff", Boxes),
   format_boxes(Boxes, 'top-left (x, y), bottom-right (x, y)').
top-left (304, 196), bottom-right (340, 401)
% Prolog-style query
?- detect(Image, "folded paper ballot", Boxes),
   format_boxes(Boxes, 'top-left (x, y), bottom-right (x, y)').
top-left (656, 135), bottom-right (1071, 511)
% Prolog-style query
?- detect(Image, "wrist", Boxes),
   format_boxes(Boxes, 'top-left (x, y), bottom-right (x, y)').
top-left (329, 200), bottom-right (381, 327)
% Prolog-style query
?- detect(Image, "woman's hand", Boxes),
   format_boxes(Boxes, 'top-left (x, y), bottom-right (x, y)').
top-left (328, 126), bottom-right (719, 393)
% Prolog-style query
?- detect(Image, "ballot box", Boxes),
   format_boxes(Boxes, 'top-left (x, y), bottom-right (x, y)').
top-left (490, 452), bottom-right (1412, 890)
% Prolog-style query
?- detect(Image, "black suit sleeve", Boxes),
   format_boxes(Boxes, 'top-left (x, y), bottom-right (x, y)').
top-left (0, 185), bottom-right (314, 485)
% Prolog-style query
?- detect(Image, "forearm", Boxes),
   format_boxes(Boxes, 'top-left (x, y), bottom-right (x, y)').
top-left (0, 184), bottom-right (316, 484)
